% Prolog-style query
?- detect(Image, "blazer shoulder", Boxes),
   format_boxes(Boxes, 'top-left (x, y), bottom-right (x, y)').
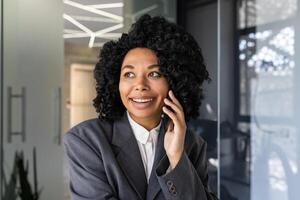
top-left (64, 118), bottom-right (113, 147)
top-left (185, 128), bottom-right (206, 149)
top-left (183, 128), bottom-right (207, 162)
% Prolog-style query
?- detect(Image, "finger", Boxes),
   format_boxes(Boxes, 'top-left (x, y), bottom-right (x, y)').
top-left (164, 98), bottom-right (185, 123)
top-left (168, 90), bottom-right (183, 110)
top-left (162, 106), bottom-right (180, 127)
top-left (167, 120), bottom-right (174, 132)
top-left (164, 98), bottom-right (182, 115)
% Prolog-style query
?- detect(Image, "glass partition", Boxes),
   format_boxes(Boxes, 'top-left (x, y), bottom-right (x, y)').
top-left (219, 0), bottom-right (300, 200)
top-left (1, 0), bottom-right (65, 199)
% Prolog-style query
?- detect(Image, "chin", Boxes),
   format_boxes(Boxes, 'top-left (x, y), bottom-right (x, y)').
top-left (129, 109), bottom-right (160, 119)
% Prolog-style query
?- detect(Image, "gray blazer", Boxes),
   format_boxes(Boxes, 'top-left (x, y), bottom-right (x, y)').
top-left (63, 113), bottom-right (218, 200)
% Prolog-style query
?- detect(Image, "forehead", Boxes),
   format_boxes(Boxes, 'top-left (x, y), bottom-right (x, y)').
top-left (122, 48), bottom-right (158, 65)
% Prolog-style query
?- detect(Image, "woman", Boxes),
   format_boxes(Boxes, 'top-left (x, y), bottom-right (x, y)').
top-left (64, 14), bottom-right (218, 200)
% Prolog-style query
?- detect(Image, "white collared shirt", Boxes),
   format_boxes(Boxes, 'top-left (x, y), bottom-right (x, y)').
top-left (127, 111), bottom-right (162, 182)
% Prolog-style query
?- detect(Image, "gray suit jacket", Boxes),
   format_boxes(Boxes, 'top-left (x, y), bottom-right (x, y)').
top-left (63, 113), bottom-right (218, 200)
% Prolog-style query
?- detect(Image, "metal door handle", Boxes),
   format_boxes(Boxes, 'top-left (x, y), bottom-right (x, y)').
top-left (7, 86), bottom-right (26, 143)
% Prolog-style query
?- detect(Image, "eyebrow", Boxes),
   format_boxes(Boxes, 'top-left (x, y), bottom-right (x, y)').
top-left (121, 64), bottom-right (160, 71)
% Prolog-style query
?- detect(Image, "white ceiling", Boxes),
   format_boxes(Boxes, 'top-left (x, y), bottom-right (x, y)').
top-left (63, 0), bottom-right (124, 48)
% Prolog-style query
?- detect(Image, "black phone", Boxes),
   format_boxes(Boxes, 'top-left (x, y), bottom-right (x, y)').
top-left (162, 96), bottom-right (174, 126)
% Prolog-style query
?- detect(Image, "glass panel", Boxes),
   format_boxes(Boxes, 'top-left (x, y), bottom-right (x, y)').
top-left (1, 0), bottom-right (65, 199)
top-left (220, 0), bottom-right (300, 199)
top-left (238, 0), bottom-right (298, 29)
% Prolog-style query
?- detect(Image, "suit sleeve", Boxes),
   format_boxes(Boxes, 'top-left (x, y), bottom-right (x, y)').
top-left (63, 132), bottom-right (118, 200)
top-left (155, 141), bottom-right (218, 200)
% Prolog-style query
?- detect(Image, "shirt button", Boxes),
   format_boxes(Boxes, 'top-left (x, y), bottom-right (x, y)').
top-left (148, 134), bottom-right (153, 142)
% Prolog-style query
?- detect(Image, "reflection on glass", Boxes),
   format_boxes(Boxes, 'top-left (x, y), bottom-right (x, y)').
top-left (238, 0), bottom-right (297, 29)
top-left (220, 0), bottom-right (299, 200)
top-left (246, 1), bottom-right (299, 199)
top-left (1, 0), bottom-right (65, 199)
top-left (239, 26), bottom-right (295, 117)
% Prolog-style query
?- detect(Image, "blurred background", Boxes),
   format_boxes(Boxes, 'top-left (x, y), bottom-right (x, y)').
top-left (0, 0), bottom-right (299, 199)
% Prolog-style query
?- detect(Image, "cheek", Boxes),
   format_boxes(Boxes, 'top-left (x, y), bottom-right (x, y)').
top-left (119, 81), bottom-right (130, 99)
top-left (158, 80), bottom-right (169, 96)
top-left (153, 82), bottom-right (169, 101)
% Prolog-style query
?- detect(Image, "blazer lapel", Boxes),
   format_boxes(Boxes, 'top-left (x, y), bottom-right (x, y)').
top-left (147, 117), bottom-right (168, 200)
top-left (111, 113), bottom-right (147, 200)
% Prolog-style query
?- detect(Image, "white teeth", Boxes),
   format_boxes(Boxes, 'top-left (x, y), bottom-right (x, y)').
top-left (131, 98), bottom-right (153, 103)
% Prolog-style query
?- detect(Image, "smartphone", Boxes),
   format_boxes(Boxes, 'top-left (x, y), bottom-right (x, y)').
top-left (162, 95), bottom-right (173, 126)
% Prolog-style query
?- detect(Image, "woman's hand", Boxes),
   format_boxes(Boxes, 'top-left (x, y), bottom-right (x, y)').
top-left (162, 90), bottom-right (187, 169)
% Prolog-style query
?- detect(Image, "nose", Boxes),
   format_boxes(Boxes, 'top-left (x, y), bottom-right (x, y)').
top-left (134, 76), bottom-right (150, 91)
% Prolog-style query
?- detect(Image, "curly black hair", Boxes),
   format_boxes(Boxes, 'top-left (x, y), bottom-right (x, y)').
top-left (93, 14), bottom-right (210, 122)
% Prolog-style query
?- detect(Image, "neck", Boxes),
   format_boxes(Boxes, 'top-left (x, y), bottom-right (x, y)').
top-left (128, 112), bottom-right (161, 131)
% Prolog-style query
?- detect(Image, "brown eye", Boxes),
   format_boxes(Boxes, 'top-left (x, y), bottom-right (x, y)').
top-left (149, 71), bottom-right (161, 78)
top-left (124, 72), bottom-right (134, 78)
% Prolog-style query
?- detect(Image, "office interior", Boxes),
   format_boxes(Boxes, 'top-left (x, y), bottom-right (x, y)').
top-left (1, 0), bottom-right (299, 199)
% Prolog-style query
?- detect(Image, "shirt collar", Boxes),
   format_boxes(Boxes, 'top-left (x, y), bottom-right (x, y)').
top-left (127, 111), bottom-right (162, 144)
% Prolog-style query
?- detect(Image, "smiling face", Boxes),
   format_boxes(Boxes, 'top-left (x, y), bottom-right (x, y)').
top-left (119, 48), bottom-right (169, 129)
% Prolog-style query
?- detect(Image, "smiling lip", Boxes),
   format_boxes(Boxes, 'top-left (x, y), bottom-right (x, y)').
top-left (129, 97), bottom-right (155, 109)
